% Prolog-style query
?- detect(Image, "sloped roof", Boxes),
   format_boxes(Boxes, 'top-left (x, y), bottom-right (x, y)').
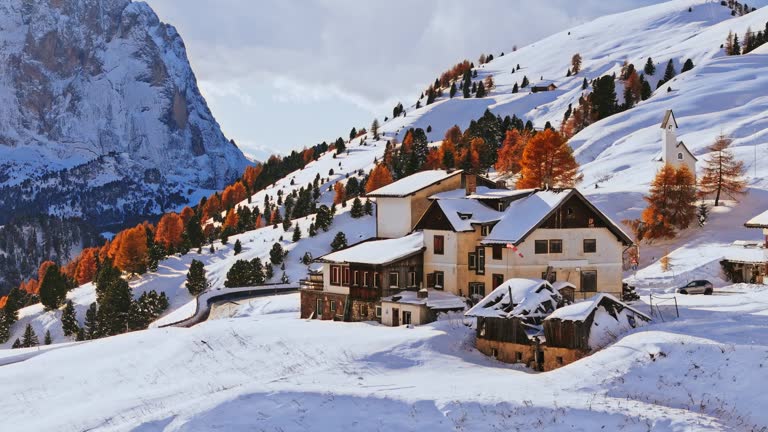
top-left (481, 189), bottom-right (634, 246)
top-left (381, 290), bottom-right (467, 311)
top-left (660, 109), bottom-right (678, 129)
top-left (480, 190), bottom-right (571, 245)
top-left (545, 293), bottom-right (651, 322)
top-left (465, 278), bottom-right (570, 320)
top-left (745, 209), bottom-right (768, 229)
top-left (433, 199), bottom-right (501, 232)
top-left (366, 170), bottom-right (462, 197)
top-left (319, 232), bottom-right (424, 265)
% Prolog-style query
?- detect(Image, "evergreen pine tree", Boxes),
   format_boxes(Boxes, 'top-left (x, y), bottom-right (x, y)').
top-left (309, 222), bottom-right (317, 237)
top-left (12, 338), bottom-right (21, 349)
top-left (76, 327), bottom-right (85, 341)
top-left (350, 197), bottom-right (364, 218)
top-left (225, 260), bottom-right (252, 288)
top-left (644, 57), bottom-right (656, 75)
top-left (732, 33), bottom-right (741, 55)
top-left (39, 264), bottom-right (68, 311)
top-left (84, 302), bottom-right (99, 340)
top-left (270, 242), bottom-right (285, 265)
top-left (44, 330), bottom-right (52, 345)
top-left (265, 262), bottom-right (274, 280)
top-left (186, 260), bottom-right (209, 295)
top-left (301, 252), bottom-right (313, 265)
top-left (681, 59), bottom-right (694, 73)
top-left (698, 202), bottom-right (710, 227)
top-left (22, 324), bottom-right (39, 347)
top-left (364, 198), bottom-right (373, 216)
top-left (582, 77), bottom-right (588, 90)
top-left (331, 232), bottom-right (348, 251)
top-left (209, 244), bottom-right (215, 254)
top-left (98, 278), bottom-right (132, 336)
top-left (476, 81), bottom-right (486, 98)
top-left (292, 225), bottom-right (302, 242)
top-left (0, 310), bottom-right (9, 343)
top-left (663, 59), bottom-right (677, 82)
top-left (61, 300), bottom-right (79, 337)
top-left (462, 71), bottom-right (471, 98)
top-left (622, 283), bottom-right (640, 302)
top-left (512, 82), bottom-right (519, 93)
top-left (280, 272), bottom-right (290, 284)
top-left (234, 239), bottom-right (242, 255)
top-left (521, 76), bottom-right (529, 87)
top-left (449, 82), bottom-right (457, 98)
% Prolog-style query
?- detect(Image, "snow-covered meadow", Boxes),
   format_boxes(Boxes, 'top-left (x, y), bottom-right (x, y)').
top-left (2, 287), bottom-right (767, 431)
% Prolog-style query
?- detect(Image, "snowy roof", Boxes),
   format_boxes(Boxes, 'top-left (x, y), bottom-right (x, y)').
top-left (381, 290), bottom-right (467, 311)
top-left (546, 294), bottom-right (650, 322)
top-left (319, 232), bottom-right (425, 265)
top-left (481, 190), bottom-right (571, 245)
top-left (745, 209), bottom-right (768, 228)
top-left (366, 170), bottom-right (462, 197)
top-left (660, 109), bottom-right (678, 129)
top-left (434, 199), bottom-right (501, 232)
top-left (465, 278), bottom-right (569, 319)
top-left (429, 186), bottom-right (529, 200)
top-left (722, 242), bottom-right (768, 264)
top-left (481, 189), bottom-right (633, 246)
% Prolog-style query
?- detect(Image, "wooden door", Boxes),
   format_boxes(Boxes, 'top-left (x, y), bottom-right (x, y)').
top-left (392, 308), bottom-right (400, 326)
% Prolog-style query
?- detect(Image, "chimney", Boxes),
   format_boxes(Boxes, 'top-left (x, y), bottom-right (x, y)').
top-left (465, 174), bottom-right (477, 196)
top-left (417, 288), bottom-right (428, 299)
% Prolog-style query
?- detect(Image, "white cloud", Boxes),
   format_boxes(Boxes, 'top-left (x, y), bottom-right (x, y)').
top-left (145, 0), bottom-right (666, 155)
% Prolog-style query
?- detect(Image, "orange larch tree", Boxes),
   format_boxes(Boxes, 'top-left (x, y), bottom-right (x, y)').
top-left (698, 134), bottom-right (746, 206)
top-left (636, 164), bottom-right (697, 240)
top-left (180, 206), bottom-right (196, 225)
top-left (495, 129), bottom-right (528, 174)
top-left (115, 225), bottom-right (148, 274)
top-left (75, 248), bottom-right (99, 285)
top-left (365, 164), bottom-right (394, 193)
top-left (333, 182), bottom-right (346, 204)
top-left (516, 129), bottom-right (582, 189)
top-left (203, 194), bottom-right (222, 221)
top-left (155, 213), bottom-right (185, 251)
top-left (223, 209), bottom-right (240, 231)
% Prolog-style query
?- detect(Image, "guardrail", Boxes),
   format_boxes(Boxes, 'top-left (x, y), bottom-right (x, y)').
top-left (156, 283), bottom-right (298, 328)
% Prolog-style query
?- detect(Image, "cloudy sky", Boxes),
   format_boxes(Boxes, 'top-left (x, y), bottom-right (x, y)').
top-left (145, 0), bottom-right (661, 160)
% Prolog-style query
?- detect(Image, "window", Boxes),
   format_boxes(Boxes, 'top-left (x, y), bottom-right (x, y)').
top-left (389, 272), bottom-right (399, 288)
top-left (468, 252), bottom-right (477, 270)
top-left (497, 202), bottom-right (505, 211)
top-left (490, 348), bottom-right (499, 358)
top-left (476, 247), bottom-right (485, 275)
top-left (330, 300), bottom-right (336, 314)
top-left (581, 270), bottom-right (597, 292)
top-left (375, 306), bottom-right (382, 318)
top-left (316, 299), bottom-right (323, 317)
top-left (330, 265), bottom-right (340, 285)
top-left (402, 311), bottom-right (412, 325)
top-left (360, 304), bottom-right (368, 317)
top-left (469, 282), bottom-right (485, 298)
top-left (353, 271), bottom-right (359, 286)
top-left (342, 267), bottom-right (350, 286)
top-left (566, 207), bottom-right (575, 218)
top-left (583, 239), bottom-right (596, 253)
top-left (373, 272), bottom-right (379, 288)
top-left (677, 152), bottom-right (683, 160)
top-left (492, 244), bottom-right (502, 260)
top-left (515, 352), bottom-right (523, 362)
top-left (549, 240), bottom-right (563, 254)
top-left (363, 272), bottom-right (370, 287)
top-left (434, 271), bottom-right (444, 289)
top-left (535, 240), bottom-right (548, 254)
top-left (433, 235), bottom-right (444, 255)
top-left (408, 271), bottom-right (417, 287)
top-left (556, 356), bottom-right (564, 366)
top-left (492, 274), bottom-right (505, 289)
top-left (541, 271), bottom-right (557, 283)
top-left (588, 217), bottom-right (595, 228)
top-left (481, 225), bottom-right (490, 236)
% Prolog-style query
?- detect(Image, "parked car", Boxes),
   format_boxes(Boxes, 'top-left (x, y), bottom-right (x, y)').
top-left (676, 280), bottom-right (713, 295)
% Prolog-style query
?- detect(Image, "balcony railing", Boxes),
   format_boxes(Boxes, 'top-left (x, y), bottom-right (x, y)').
top-left (299, 279), bottom-right (324, 290)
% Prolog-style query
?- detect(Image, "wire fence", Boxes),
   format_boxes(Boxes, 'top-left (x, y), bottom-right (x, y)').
top-left (648, 293), bottom-right (679, 322)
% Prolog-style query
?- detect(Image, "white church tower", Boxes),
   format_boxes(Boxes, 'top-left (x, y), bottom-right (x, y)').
top-left (660, 110), bottom-right (697, 178)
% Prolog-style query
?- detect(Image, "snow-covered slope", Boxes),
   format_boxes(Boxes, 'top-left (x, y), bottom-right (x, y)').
top-left (0, 0), bottom-right (249, 224)
top-left (3, 287), bottom-right (768, 431)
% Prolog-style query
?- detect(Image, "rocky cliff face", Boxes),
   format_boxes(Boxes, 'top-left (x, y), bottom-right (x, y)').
top-left (0, 0), bottom-right (249, 293)
top-left (0, 0), bottom-right (249, 224)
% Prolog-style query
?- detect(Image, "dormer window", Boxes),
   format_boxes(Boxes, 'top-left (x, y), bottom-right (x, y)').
top-left (677, 152), bottom-right (683, 160)
top-left (458, 213), bottom-right (472, 220)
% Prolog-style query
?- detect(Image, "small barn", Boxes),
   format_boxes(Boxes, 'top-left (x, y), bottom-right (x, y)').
top-left (542, 294), bottom-right (651, 371)
top-left (465, 278), bottom-right (572, 369)
top-left (531, 83), bottom-right (557, 93)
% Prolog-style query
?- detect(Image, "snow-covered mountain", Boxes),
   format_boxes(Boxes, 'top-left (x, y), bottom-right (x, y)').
top-left (4, 1), bottom-right (768, 429)
top-left (0, 0), bottom-right (249, 224)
